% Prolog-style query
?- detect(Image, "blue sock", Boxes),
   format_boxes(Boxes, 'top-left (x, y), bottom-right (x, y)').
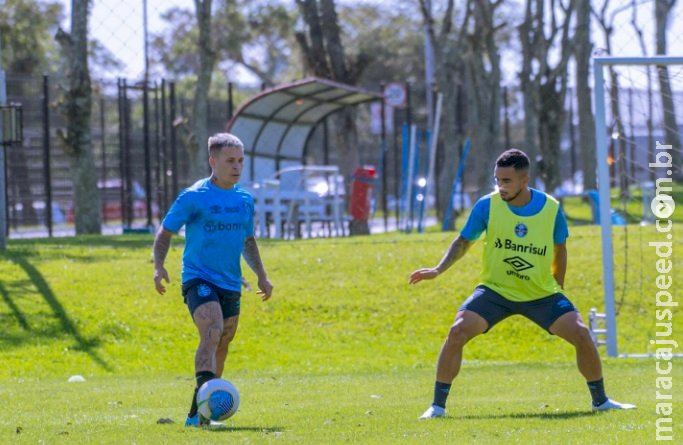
top-left (587, 378), bottom-right (607, 406)
top-left (433, 381), bottom-right (452, 408)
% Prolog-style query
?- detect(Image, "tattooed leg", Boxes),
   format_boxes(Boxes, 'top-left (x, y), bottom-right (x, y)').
top-left (192, 301), bottom-right (224, 374)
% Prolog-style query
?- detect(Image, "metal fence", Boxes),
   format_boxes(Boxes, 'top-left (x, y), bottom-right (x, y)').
top-left (4, 73), bottom-right (256, 237)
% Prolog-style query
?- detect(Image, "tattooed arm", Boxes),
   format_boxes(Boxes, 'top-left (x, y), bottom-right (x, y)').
top-left (243, 236), bottom-right (273, 301)
top-left (409, 235), bottom-right (474, 284)
top-left (153, 227), bottom-right (173, 294)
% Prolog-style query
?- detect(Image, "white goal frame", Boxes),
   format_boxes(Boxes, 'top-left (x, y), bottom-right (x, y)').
top-left (593, 55), bottom-right (683, 357)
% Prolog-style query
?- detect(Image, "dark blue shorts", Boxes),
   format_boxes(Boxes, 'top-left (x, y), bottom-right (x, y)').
top-left (459, 285), bottom-right (577, 333)
top-left (182, 279), bottom-right (241, 319)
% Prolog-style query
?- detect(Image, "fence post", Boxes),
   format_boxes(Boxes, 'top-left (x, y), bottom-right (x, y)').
top-left (169, 81), bottom-right (178, 198)
top-left (43, 74), bottom-right (53, 236)
top-left (0, 41), bottom-right (7, 247)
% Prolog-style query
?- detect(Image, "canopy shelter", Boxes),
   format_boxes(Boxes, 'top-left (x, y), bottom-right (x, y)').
top-left (226, 77), bottom-right (382, 184)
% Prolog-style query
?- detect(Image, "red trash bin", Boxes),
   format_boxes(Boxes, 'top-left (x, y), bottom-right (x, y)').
top-left (348, 166), bottom-right (376, 234)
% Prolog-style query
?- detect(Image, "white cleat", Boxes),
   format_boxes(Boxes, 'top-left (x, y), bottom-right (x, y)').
top-left (419, 405), bottom-right (446, 419)
top-left (592, 398), bottom-right (637, 411)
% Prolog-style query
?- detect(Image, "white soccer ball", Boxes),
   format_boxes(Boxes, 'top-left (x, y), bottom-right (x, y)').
top-left (197, 378), bottom-right (240, 421)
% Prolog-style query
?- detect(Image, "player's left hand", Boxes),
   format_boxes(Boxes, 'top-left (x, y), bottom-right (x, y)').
top-left (256, 277), bottom-right (274, 301)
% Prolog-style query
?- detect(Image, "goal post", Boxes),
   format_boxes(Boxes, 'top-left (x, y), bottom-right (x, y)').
top-left (593, 55), bottom-right (683, 358)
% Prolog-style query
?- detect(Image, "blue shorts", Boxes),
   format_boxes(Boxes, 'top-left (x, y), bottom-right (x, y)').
top-left (182, 279), bottom-right (241, 319)
top-left (459, 285), bottom-right (577, 333)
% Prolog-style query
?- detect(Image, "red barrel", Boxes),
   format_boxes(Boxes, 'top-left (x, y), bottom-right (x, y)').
top-left (349, 166), bottom-right (376, 220)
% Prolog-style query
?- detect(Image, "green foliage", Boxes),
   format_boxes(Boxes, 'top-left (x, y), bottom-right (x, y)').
top-left (0, 0), bottom-right (64, 74)
top-left (151, 0), bottom-right (297, 85)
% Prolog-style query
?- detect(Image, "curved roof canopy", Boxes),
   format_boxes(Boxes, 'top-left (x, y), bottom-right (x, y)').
top-left (226, 77), bottom-right (381, 184)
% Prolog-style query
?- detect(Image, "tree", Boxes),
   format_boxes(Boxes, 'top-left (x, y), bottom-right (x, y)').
top-left (420, 0), bottom-right (506, 227)
top-left (55, 0), bottom-right (101, 234)
top-left (574, 0), bottom-right (597, 191)
top-left (188, 0), bottom-right (216, 181)
top-left (0, 0), bottom-right (64, 225)
top-left (295, 0), bottom-right (374, 234)
top-left (518, 0), bottom-right (575, 193)
top-left (295, 0), bottom-right (371, 174)
top-left (655, 0), bottom-right (681, 174)
top-left (151, 0), bottom-right (297, 87)
top-left (0, 0), bottom-right (63, 74)
top-left (631, 0), bottom-right (656, 183)
top-left (592, 0), bottom-right (630, 195)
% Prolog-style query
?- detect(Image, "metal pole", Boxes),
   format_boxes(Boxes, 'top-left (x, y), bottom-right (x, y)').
top-left (169, 82), bottom-right (178, 197)
top-left (43, 74), bottom-right (53, 236)
top-left (143, 79), bottom-right (153, 228)
top-left (117, 78), bottom-right (126, 227)
top-left (393, 107), bottom-right (400, 230)
top-left (423, 93), bottom-right (443, 229)
top-left (100, 95), bottom-right (106, 225)
top-left (0, 36), bottom-right (7, 248)
top-left (161, 79), bottom-right (168, 212)
top-left (380, 85), bottom-right (388, 233)
top-left (593, 59), bottom-right (618, 358)
top-left (154, 81), bottom-right (162, 224)
top-left (143, 0), bottom-right (149, 79)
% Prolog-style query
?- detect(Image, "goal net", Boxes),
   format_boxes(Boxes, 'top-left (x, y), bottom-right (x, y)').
top-left (592, 56), bottom-right (682, 357)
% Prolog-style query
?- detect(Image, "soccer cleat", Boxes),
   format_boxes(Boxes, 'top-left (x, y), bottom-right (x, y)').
top-left (419, 405), bottom-right (446, 419)
top-left (592, 398), bottom-right (637, 411)
top-left (184, 413), bottom-right (210, 427)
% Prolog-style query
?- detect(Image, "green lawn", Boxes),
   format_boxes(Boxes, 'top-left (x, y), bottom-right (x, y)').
top-left (0, 227), bottom-right (680, 443)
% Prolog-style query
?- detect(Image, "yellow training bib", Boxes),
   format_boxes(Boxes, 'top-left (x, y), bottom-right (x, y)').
top-left (480, 191), bottom-right (562, 302)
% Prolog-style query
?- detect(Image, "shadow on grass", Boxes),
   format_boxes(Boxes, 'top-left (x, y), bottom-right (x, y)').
top-left (1, 252), bottom-right (111, 371)
top-left (10, 234), bottom-right (157, 249)
top-left (0, 281), bottom-right (31, 330)
top-left (459, 410), bottom-right (596, 420)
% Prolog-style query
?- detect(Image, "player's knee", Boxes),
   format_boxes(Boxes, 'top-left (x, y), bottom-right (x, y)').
top-left (446, 323), bottom-right (470, 346)
top-left (224, 327), bottom-right (237, 343)
top-left (207, 324), bottom-right (224, 346)
top-left (566, 323), bottom-right (593, 347)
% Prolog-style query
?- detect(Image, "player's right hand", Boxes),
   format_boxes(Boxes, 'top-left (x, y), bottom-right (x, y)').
top-left (154, 267), bottom-right (170, 295)
top-left (409, 268), bottom-right (439, 285)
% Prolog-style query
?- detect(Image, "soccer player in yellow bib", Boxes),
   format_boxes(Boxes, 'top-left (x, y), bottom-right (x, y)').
top-left (410, 149), bottom-right (635, 419)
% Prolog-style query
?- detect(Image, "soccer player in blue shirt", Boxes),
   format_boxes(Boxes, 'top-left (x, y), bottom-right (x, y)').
top-left (153, 133), bottom-right (273, 427)
top-left (410, 149), bottom-right (635, 419)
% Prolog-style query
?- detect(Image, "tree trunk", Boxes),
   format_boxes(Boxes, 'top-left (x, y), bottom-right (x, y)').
top-left (468, 0), bottom-right (502, 192)
top-left (56, 0), bottom-right (101, 234)
top-left (190, 0), bottom-right (215, 180)
top-left (519, 0), bottom-right (575, 192)
top-left (575, 0), bottom-right (597, 190)
top-left (538, 82), bottom-right (566, 193)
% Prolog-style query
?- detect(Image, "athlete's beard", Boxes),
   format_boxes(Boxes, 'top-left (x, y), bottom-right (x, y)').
top-left (501, 187), bottom-right (523, 202)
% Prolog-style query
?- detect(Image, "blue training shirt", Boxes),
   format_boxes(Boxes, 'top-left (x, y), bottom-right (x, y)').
top-left (460, 188), bottom-right (569, 244)
top-left (162, 178), bottom-right (254, 292)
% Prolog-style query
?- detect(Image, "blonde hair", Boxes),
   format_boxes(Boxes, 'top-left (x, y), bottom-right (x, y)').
top-left (208, 133), bottom-right (244, 157)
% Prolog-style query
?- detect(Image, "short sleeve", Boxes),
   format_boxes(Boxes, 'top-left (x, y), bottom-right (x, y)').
top-left (244, 196), bottom-right (255, 237)
top-left (460, 196), bottom-right (490, 241)
top-left (553, 206), bottom-right (569, 244)
top-left (162, 189), bottom-right (195, 233)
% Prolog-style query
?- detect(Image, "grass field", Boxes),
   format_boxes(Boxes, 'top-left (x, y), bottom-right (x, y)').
top-left (0, 226), bottom-right (680, 444)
